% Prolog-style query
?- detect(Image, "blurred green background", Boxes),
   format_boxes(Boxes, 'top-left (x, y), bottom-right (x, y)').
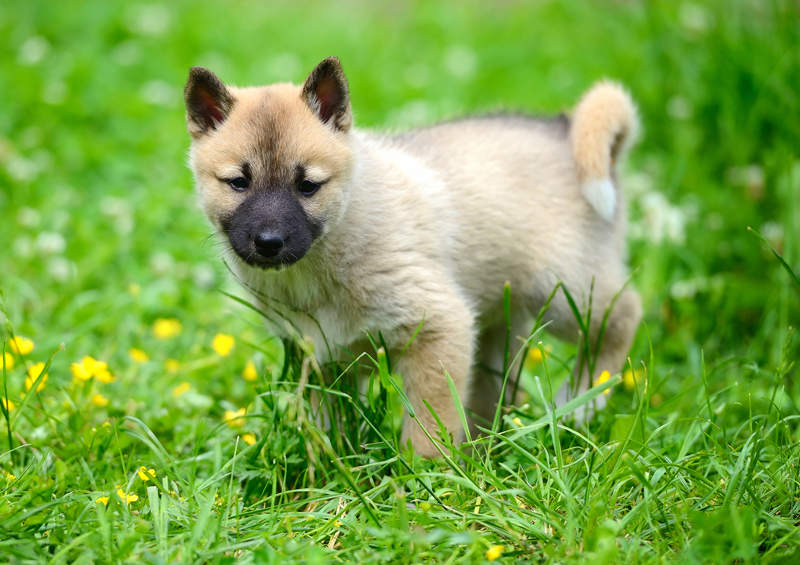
top-left (0, 1), bottom-right (798, 562)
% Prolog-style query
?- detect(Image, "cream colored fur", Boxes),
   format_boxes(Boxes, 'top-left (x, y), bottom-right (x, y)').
top-left (186, 60), bottom-right (641, 457)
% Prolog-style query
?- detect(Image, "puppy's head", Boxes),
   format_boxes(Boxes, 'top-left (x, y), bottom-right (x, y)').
top-left (185, 57), bottom-right (354, 269)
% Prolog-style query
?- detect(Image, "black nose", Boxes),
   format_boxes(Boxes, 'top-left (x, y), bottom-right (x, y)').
top-left (254, 232), bottom-right (284, 257)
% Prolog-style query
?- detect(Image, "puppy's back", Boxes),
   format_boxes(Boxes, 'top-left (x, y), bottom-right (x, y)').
top-left (381, 87), bottom-right (637, 313)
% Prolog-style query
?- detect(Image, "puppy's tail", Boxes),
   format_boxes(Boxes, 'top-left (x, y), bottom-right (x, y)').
top-left (570, 80), bottom-right (639, 222)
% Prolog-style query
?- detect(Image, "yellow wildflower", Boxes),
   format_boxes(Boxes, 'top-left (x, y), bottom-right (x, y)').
top-left (153, 318), bottom-right (182, 339)
top-left (623, 369), bottom-right (635, 390)
top-left (224, 408), bottom-right (246, 428)
top-left (528, 348), bottom-right (544, 364)
top-left (3, 470), bottom-right (16, 481)
top-left (71, 356), bottom-right (115, 383)
top-left (595, 370), bottom-right (612, 395)
top-left (71, 361), bottom-right (92, 381)
top-left (129, 348), bottom-right (149, 363)
top-left (95, 496), bottom-right (109, 505)
top-left (486, 544), bottom-right (504, 561)
top-left (25, 363), bottom-right (48, 392)
top-left (623, 368), bottom-right (643, 391)
top-left (334, 520), bottom-right (343, 528)
top-left (92, 394), bottom-right (109, 407)
top-left (241, 433), bottom-right (257, 446)
top-left (116, 488), bottom-right (138, 504)
top-left (212, 334), bottom-right (235, 357)
top-left (9, 336), bottom-right (34, 356)
top-left (525, 344), bottom-right (551, 369)
top-left (95, 366), bottom-right (115, 383)
top-left (1, 398), bottom-right (15, 412)
top-left (172, 381), bottom-right (191, 397)
top-left (512, 417), bottom-right (523, 427)
top-left (2, 352), bottom-right (13, 371)
top-left (83, 356), bottom-right (104, 373)
top-left (165, 359), bottom-right (180, 373)
top-left (88, 358), bottom-right (113, 382)
top-left (137, 466), bottom-right (156, 481)
top-left (242, 360), bottom-right (258, 381)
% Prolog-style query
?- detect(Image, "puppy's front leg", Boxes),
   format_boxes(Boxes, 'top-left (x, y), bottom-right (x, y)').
top-left (395, 300), bottom-right (475, 458)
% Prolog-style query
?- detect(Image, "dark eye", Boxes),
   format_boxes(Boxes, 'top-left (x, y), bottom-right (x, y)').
top-left (298, 179), bottom-right (322, 197)
top-left (227, 177), bottom-right (249, 192)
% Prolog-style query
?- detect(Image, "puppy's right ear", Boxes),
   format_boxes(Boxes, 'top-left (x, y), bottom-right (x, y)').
top-left (184, 67), bottom-right (234, 138)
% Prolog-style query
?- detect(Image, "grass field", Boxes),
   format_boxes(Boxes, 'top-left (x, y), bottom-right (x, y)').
top-left (1, 0), bottom-right (799, 562)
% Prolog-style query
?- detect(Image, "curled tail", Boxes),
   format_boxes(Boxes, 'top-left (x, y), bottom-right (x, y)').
top-left (570, 80), bottom-right (639, 222)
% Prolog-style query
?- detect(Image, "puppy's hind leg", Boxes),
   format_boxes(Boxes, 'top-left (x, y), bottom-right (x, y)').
top-left (556, 287), bottom-right (641, 418)
top-left (468, 318), bottom-right (531, 436)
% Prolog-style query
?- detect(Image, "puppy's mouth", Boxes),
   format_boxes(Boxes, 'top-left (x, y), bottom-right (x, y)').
top-left (239, 245), bottom-right (306, 269)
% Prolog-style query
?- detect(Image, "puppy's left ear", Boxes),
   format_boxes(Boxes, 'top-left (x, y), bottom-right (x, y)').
top-left (184, 66), bottom-right (234, 138)
top-left (301, 57), bottom-right (352, 132)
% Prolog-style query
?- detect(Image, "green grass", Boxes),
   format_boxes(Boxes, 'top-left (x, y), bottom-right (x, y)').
top-left (1, 0), bottom-right (799, 562)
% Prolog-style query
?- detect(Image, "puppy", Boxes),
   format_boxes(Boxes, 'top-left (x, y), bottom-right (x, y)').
top-left (184, 56), bottom-right (641, 457)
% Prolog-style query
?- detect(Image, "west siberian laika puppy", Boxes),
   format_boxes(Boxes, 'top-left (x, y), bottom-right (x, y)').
top-left (185, 56), bottom-right (641, 457)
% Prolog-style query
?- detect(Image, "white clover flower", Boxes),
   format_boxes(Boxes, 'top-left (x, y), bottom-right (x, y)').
top-left (17, 207), bottom-right (41, 228)
top-left (622, 171), bottom-right (655, 197)
top-left (47, 257), bottom-right (74, 282)
top-left (5, 155), bottom-right (40, 182)
top-left (388, 100), bottom-right (435, 128)
top-left (140, 80), bottom-right (176, 107)
top-left (100, 196), bottom-right (134, 235)
top-left (443, 45), bottom-right (477, 80)
top-left (127, 4), bottom-right (171, 36)
top-left (667, 96), bottom-right (692, 120)
top-left (726, 164), bottom-right (764, 199)
top-left (670, 277), bottom-right (707, 300)
top-left (638, 192), bottom-right (688, 245)
top-left (18, 36), bottom-right (49, 65)
top-left (111, 40), bottom-right (142, 66)
top-left (42, 81), bottom-right (68, 105)
top-left (193, 263), bottom-right (216, 289)
top-left (268, 53), bottom-right (302, 80)
top-left (761, 221), bottom-right (784, 248)
top-left (150, 251), bottom-right (174, 274)
top-left (679, 3), bottom-right (712, 33)
top-left (404, 63), bottom-right (431, 89)
top-left (13, 236), bottom-right (34, 259)
top-left (36, 231), bottom-right (66, 254)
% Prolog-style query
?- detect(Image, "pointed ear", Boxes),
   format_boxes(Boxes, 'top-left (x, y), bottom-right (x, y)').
top-left (301, 57), bottom-right (352, 132)
top-left (184, 67), bottom-right (234, 138)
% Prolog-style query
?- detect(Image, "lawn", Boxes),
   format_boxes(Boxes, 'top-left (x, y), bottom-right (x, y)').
top-left (1, 0), bottom-right (799, 562)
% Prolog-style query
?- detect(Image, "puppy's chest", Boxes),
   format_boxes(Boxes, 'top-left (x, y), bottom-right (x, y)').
top-left (250, 267), bottom-right (373, 359)
top-left (293, 303), bottom-right (362, 358)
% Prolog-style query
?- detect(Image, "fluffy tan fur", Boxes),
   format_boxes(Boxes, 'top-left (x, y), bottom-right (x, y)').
top-left (186, 58), bottom-right (641, 457)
